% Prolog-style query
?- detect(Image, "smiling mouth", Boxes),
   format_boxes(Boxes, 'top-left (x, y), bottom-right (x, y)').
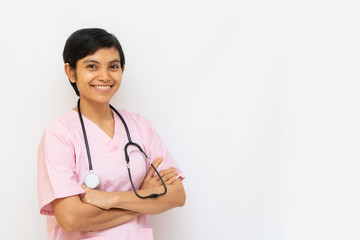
top-left (93, 85), bottom-right (112, 90)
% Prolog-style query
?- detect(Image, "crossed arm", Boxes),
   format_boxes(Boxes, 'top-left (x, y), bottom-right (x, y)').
top-left (51, 157), bottom-right (186, 232)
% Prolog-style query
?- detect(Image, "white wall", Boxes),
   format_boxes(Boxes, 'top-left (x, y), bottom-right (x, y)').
top-left (0, 1), bottom-right (359, 239)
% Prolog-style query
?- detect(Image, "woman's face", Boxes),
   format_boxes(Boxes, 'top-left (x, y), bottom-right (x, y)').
top-left (66, 47), bottom-right (124, 105)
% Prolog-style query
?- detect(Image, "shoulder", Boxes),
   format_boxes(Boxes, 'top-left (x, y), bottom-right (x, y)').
top-left (112, 108), bottom-right (156, 140)
top-left (114, 108), bottom-right (152, 128)
top-left (43, 110), bottom-right (78, 140)
top-left (38, 110), bottom-right (78, 155)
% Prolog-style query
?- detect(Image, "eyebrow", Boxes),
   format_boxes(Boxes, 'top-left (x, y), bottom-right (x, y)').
top-left (83, 59), bottom-right (121, 64)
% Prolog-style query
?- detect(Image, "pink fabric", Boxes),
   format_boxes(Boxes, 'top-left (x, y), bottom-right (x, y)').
top-left (138, 228), bottom-right (153, 240)
top-left (38, 109), bottom-right (184, 240)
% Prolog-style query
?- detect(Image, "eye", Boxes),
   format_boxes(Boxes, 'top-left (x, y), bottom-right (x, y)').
top-left (110, 64), bottom-right (120, 69)
top-left (87, 64), bottom-right (97, 69)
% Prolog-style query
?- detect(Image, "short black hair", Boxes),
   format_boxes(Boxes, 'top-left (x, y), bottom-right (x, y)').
top-left (63, 28), bottom-right (125, 96)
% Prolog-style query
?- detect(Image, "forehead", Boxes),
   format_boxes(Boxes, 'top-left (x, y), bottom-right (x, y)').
top-left (80, 47), bottom-right (120, 62)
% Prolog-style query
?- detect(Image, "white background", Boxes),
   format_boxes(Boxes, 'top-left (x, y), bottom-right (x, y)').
top-left (0, 1), bottom-right (359, 239)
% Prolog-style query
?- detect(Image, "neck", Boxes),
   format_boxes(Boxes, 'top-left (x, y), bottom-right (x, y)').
top-left (76, 98), bottom-right (113, 123)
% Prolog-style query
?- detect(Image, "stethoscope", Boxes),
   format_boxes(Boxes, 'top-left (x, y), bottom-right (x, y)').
top-left (77, 99), bottom-right (167, 199)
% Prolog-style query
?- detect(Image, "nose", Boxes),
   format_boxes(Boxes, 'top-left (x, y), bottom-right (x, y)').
top-left (98, 67), bottom-right (110, 82)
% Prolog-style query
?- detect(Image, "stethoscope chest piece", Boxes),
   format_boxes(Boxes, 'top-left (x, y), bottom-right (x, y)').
top-left (84, 172), bottom-right (100, 189)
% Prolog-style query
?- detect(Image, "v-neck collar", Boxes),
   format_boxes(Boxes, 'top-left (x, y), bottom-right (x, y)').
top-left (71, 109), bottom-right (119, 142)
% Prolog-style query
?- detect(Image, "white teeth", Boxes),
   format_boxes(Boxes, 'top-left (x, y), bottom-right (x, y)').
top-left (94, 85), bottom-right (111, 90)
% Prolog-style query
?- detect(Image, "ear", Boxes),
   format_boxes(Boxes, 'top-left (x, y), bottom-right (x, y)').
top-left (64, 63), bottom-right (76, 83)
top-left (122, 65), bottom-right (125, 73)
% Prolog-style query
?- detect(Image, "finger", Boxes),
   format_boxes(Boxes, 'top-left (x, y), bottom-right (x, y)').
top-left (164, 171), bottom-right (179, 182)
top-left (152, 156), bottom-right (164, 168)
top-left (145, 156), bottom-right (163, 179)
top-left (155, 168), bottom-right (177, 180)
top-left (81, 184), bottom-right (89, 191)
top-left (157, 170), bottom-right (178, 182)
top-left (158, 168), bottom-right (177, 177)
top-left (166, 176), bottom-right (178, 185)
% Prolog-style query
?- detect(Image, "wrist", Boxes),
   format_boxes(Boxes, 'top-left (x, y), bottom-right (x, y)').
top-left (108, 191), bottom-right (123, 209)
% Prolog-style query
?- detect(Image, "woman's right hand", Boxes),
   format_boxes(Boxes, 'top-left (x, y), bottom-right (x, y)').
top-left (81, 185), bottom-right (114, 210)
top-left (140, 156), bottom-right (179, 190)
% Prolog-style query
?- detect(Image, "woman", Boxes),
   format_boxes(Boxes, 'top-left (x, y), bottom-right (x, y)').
top-left (37, 28), bottom-right (186, 240)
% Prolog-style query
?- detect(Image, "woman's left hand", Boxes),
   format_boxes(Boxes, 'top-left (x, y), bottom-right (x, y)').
top-left (81, 185), bottom-right (113, 210)
top-left (140, 156), bottom-right (178, 191)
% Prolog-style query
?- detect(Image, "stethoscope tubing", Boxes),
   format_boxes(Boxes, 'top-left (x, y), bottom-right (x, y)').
top-left (77, 99), bottom-right (94, 171)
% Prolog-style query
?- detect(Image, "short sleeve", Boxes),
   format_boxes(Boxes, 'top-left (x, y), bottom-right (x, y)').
top-left (144, 120), bottom-right (185, 181)
top-left (37, 119), bottom-right (85, 216)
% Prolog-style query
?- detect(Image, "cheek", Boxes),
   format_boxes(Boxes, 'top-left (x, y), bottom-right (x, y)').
top-left (112, 82), bottom-right (121, 93)
top-left (76, 72), bottom-right (93, 86)
top-left (114, 72), bottom-right (123, 82)
top-left (78, 71), bottom-right (93, 80)
top-left (111, 73), bottom-right (123, 87)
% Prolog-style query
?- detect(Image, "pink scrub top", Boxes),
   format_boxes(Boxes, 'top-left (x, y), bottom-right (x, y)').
top-left (37, 109), bottom-right (184, 240)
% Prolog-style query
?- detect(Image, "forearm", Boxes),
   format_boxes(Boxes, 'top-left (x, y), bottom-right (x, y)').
top-left (108, 179), bottom-right (186, 215)
top-left (71, 204), bottom-right (139, 231)
top-left (52, 196), bottom-right (140, 232)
